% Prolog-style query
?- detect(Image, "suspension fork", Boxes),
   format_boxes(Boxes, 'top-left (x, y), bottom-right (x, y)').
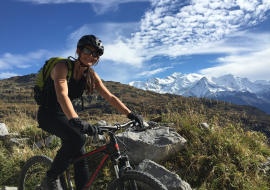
top-left (112, 155), bottom-right (132, 179)
top-left (113, 155), bottom-right (135, 190)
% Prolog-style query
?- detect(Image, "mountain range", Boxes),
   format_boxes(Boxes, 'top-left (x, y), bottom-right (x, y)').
top-left (129, 73), bottom-right (270, 114)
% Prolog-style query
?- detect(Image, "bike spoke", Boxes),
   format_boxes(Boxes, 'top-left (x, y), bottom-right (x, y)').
top-left (24, 162), bottom-right (49, 190)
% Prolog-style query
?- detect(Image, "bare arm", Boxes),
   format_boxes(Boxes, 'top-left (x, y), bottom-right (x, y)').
top-left (94, 72), bottom-right (131, 116)
top-left (51, 61), bottom-right (78, 120)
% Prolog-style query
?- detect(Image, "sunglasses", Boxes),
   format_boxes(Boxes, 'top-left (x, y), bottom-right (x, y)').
top-left (83, 47), bottom-right (99, 58)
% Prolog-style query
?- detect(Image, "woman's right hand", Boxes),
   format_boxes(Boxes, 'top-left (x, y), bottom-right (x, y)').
top-left (69, 118), bottom-right (97, 135)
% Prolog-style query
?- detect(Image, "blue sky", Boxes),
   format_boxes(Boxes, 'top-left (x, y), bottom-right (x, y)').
top-left (0, 0), bottom-right (270, 84)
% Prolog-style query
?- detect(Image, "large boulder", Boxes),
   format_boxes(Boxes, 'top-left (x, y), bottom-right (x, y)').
top-left (136, 159), bottom-right (192, 190)
top-left (116, 126), bottom-right (187, 164)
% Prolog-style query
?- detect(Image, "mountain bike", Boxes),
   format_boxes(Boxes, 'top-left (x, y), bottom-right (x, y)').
top-left (18, 120), bottom-right (168, 190)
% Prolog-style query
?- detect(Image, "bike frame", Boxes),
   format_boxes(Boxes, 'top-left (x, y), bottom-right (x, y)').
top-left (64, 131), bottom-right (132, 190)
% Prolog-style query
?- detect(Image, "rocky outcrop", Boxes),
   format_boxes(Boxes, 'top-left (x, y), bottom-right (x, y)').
top-left (136, 159), bottom-right (192, 190)
top-left (116, 126), bottom-right (187, 164)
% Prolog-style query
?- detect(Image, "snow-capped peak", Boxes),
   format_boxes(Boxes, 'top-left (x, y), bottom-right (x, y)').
top-left (129, 73), bottom-right (270, 98)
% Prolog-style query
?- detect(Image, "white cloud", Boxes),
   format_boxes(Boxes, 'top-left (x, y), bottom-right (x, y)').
top-left (127, 0), bottom-right (270, 59)
top-left (0, 72), bottom-right (20, 79)
top-left (135, 66), bottom-right (173, 78)
top-left (103, 40), bottom-right (144, 66)
top-left (94, 58), bottom-right (150, 84)
top-left (0, 50), bottom-right (51, 70)
top-left (198, 31), bottom-right (270, 81)
top-left (172, 62), bottom-right (185, 65)
top-left (199, 47), bottom-right (270, 81)
top-left (17, 0), bottom-right (150, 14)
top-left (17, 65), bottom-right (32, 68)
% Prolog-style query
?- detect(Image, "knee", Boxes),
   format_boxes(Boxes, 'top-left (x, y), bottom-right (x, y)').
top-left (69, 134), bottom-right (86, 148)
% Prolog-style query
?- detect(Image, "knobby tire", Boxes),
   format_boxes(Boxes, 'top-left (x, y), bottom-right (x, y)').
top-left (107, 170), bottom-right (167, 190)
top-left (18, 155), bottom-right (67, 190)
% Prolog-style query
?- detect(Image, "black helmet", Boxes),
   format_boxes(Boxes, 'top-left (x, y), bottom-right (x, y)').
top-left (77, 35), bottom-right (104, 56)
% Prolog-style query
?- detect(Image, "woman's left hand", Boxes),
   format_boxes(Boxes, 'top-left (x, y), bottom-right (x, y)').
top-left (127, 112), bottom-right (144, 130)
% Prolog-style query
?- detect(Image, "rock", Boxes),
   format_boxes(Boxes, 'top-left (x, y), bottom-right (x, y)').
top-left (116, 126), bottom-right (187, 164)
top-left (160, 123), bottom-right (175, 128)
top-left (200, 123), bottom-right (210, 129)
top-left (92, 135), bottom-right (106, 143)
top-left (149, 122), bottom-right (176, 128)
top-left (97, 120), bottom-right (107, 126)
top-left (0, 133), bottom-right (19, 141)
top-left (8, 138), bottom-right (30, 147)
top-left (0, 123), bottom-right (20, 141)
top-left (2, 187), bottom-right (18, 190)
top-left (30, 135), bottom-right (59, 150)
top-left (143, 121), bottom-right (149, 127)
top-left (135, 159), bottom-right (192, 190)
top-left (0, 123), bottom-right (9, 135)
top-left (148, 121), bottom-right (159, 127)
top-left (151, 116), bottom-right (162, 122)
top-left (259, 169), bottom-right (267, 175)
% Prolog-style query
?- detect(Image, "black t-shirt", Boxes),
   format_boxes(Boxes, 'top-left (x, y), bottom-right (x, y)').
top-left (43, 61), bottom-right (84, 111)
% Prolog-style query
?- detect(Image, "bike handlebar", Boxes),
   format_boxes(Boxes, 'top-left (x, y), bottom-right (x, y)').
top-left (96, 120), bottom-right (137, 134)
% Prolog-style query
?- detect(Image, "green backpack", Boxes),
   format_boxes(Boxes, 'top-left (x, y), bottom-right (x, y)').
top-left (33, 57), bottom-right (73, 105)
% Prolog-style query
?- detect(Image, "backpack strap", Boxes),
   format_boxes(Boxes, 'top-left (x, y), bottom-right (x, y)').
top-left (65, 58), bottom-right (84, 111)
top-left (81, 96), bottom-right (84, 111)
top-left (65, 58), bottom-right (73, 81)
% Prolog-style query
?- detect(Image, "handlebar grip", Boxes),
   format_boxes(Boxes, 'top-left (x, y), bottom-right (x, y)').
top-left (98, 128), bottom-right (108, 135)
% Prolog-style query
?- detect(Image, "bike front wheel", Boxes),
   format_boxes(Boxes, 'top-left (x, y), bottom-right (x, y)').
top-left (107, 170), bottom-right (167, 190)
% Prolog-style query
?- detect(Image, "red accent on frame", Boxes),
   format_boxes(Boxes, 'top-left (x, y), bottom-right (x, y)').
top-left (75, 145), bottom-right (107, 160)
top-left (115, 144), bottom-right (119, 150)
top-left (83, 154), bottom-right (110, 189)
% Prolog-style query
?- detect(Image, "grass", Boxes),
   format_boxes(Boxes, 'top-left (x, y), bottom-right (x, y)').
top-left (0, 104), bottom-right (270, 190)
top-left (160, 109), bottom-right (270, 190)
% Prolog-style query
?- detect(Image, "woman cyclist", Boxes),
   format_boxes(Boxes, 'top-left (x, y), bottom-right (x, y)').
top-left (38, 35), bottom-right (144, 190)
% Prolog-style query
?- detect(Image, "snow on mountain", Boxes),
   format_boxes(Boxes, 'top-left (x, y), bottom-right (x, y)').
top-left (254, 80), bottom-right (270, 85)
top-left (130, 72), bottom-right (270, 97)
top-left (129, 72), bottom-right (270, 114)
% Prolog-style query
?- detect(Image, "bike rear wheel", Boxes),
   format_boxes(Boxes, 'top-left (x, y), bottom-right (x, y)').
top-left (18, 155), bottom-right (67, 190)
top-left (107, 170), bottom-right (167, 190)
